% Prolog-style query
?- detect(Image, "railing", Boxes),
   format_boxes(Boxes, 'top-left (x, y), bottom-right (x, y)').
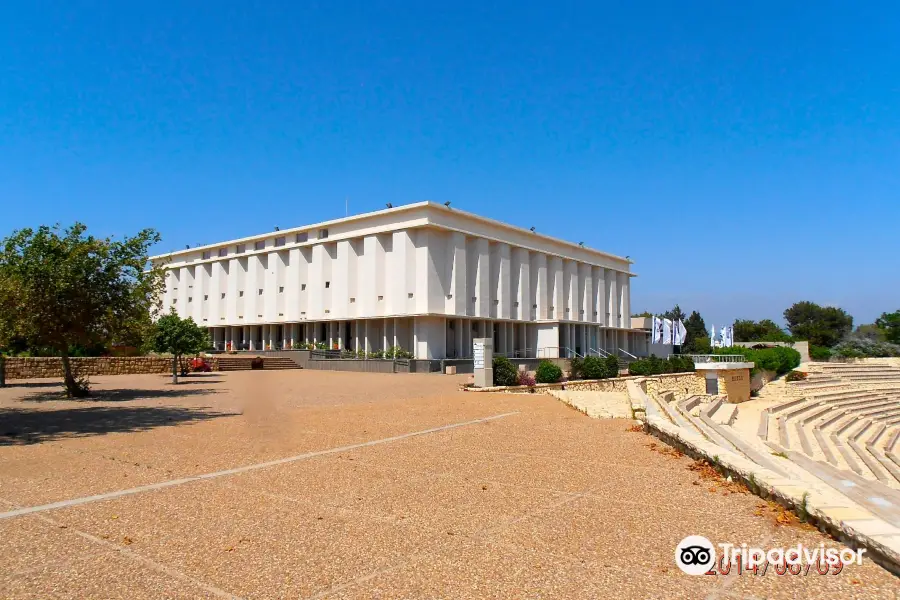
top-left (618, 348), bottom-right (638, 360)
top-left (495, 348), bottom-right (533, 359)
top-left (536, 346), bottom-right (582, 359)
top-left (676, 354), bottom-right (748, 363)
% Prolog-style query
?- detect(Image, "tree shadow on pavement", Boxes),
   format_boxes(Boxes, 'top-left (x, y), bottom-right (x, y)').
top-left (20, 387), bottom-right (222, 403)
top-left (0, 404), bottom-right (239, 445)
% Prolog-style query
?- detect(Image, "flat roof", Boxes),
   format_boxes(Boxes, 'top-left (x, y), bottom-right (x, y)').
top-left (149, 201), bottom-right (633, 266)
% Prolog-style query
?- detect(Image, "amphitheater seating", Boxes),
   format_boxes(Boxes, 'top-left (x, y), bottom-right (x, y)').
top-left (755, 362), bottom-right (900, 488)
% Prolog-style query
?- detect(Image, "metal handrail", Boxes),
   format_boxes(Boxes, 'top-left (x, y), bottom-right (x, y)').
top-left (618, 348), bottom-right (638, 360)
top-left (677, 354), bottom-right (748, 363)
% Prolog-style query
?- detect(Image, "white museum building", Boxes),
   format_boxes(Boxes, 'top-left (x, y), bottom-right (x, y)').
top-left (151, 202), bottom-right (648, 360)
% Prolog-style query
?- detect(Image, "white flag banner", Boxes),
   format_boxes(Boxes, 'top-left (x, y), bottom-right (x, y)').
top-left (676, 320), bottom-right (688, 346)
top-left (662, 319), bottom-right (673, 345)
top-left (725, 326), bottom-right (734, 348)
top-left (710, 325), bottom-right (717, 348)
top-left (653, 316), bottom-right (663, 344)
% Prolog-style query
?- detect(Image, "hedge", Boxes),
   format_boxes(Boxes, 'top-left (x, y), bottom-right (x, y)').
top-left (628, 355), bottom-right (695, 376)
top-left (712, 346), bottom-right (800, 375)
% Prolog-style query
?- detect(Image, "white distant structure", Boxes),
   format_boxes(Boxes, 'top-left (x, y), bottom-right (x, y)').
top-left (150, 202), bottom-right (647, 359)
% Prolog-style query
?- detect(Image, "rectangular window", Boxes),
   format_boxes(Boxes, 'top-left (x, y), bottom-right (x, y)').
top-left (218, 248), bottom-right (228, 257)
top-left (349, 297), bottom-right (356, 303)
top-left (254, 240), bottom-right (265, 251)
top-left (325, 281), bottom-right (330, 288)
top-left (295, 232), bottom-right (308, 243)
top-left (188, 297), bottom-right (193, 303)
top-left (275, 236), bottom-right (285, 247)
top-left (514, 301), bottom-right (519, 307)
top-left (202, 251), bottom-right (211, 260)
top-left (221, 293), bottom-right (226, 299)
top-left (239, 291), bottom-right (244, 297)
top-left (408, 293), bottom-right (414, 299)
top-left (446, 294), bottom-right (453, 299)
top-left (325, 309), bottom-right (331, 314)
top-left (378, 295), bottom-right (383, 301)
top-left (318, 228), bottom-right (329, 239)
top-left (258, 288), bottom-right (264, 295)
top-left (236, 244), bottom-right (246, 254)
top-left (301, 284), bottom-right (307, 291)
top-left (203, 295), bottom-right (208, 301)
top-left (279, 286), bottom-right (284, 293)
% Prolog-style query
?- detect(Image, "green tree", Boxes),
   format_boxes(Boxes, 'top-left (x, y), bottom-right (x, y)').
top-left (875, 310), bottom-right (900, 344)
top-left (661, 304), bottom-right (688, 324)
top-left (0, 223), bottom-right (163, 397)
top-left (682, 311), bottom-right (710, 353)
top-left (147, 314), bottom-right (211, 383)
top-left (631, 311), bottom-right (653, 318)
top-left (732, 319), bottom-right (792, 343)
top-left (784, 301), bottom-right (853, 348)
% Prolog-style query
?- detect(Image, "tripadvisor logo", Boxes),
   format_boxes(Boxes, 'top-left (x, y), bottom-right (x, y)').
top-left (676, 535), bottom-right (716, 575)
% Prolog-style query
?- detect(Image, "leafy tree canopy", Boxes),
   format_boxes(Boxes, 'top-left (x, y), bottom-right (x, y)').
top-left (631, 311), bottom-right (653, 318)
top-left (783, 301), bottom-right (852, 348)
top-left (0, 223), bottom-right (163, 396)
top-left (147, 314), bottom-right (211, 383)
top-left (732, 319), bottom-right (792, 343)
top-left (661, 304), bottom-right (688, 323)
top-left (875, 310), bottom-right (900, 344)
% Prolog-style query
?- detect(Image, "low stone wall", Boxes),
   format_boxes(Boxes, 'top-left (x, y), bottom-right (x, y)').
top-left (3, 356), bottom-right (220, 380)
top-left (641, 372), bottom-right (705, 402)
top-left (464, 372), bottom-right (693, 395)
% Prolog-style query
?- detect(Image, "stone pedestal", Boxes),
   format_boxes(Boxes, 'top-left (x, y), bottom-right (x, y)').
top-left (693, 362), bottom-right (754, 403)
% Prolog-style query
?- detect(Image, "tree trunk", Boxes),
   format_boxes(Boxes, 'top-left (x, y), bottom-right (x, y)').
top-left (61, 353), bottom-right (88, 398)
top-left (172, 354), bottom-right (178, 384)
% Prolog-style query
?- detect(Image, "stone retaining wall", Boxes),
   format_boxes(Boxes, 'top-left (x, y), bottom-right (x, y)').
top-left (641, 372), bottom-right (706, 401)
top-left (3, 356), bottom-right (220, 380)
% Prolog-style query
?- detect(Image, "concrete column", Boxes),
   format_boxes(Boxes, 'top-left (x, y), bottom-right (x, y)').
top-left (608, 272), bottom-right (618, 331)
top-left (383, 318), bottom-right (389, 351)
top-left (456, 318), bottom-right (464, 359)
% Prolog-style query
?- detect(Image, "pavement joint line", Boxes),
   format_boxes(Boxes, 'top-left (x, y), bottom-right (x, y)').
top-left (0, 495), bottom-right (243, 600)
top-left (0, 411), bottom-right (520, 521)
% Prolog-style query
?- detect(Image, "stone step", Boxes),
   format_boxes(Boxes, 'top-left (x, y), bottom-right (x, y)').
top-left (848, 437), bottom-right (894, 485)
top-left (812, 426), bottom-right (841, 467)
top-left (830, 433), bottom-right (869, 478)
top-left (768, 396), bottom-right (811, 415)
top-left (888, 428), bottom-right (900, 453)
top-left (866, 442), bottom-right (900, 487)
top-left (808, 390), bottom-right (883, 402)
top-left (793, 420), bottom-right (816, 457)
top-left (868, 423), bottom-right (889, 447)
top-left (675, 398), bottom-right (737, 450)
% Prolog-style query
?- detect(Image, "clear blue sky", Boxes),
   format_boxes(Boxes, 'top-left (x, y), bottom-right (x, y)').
top-left (2, 1), bottom-right (898, 327)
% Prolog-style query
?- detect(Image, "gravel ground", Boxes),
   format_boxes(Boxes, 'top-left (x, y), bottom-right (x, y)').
top-left (0, 370), bottom-right (897, 599)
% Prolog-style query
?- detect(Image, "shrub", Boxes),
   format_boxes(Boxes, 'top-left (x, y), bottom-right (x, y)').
top-left (581, 356), bottom-right (606, 379)
top-left (535, 360), bottom-right (563, 384)
top-left (493, 356), bottom-right (519, 386)
top-left (517, 370), bottom-right (536, 388)
top-left (604, 355), bottom-right (620, 378)
top-left (809, 345), bottom-right (832, 361)
top-left (831, 338), bottom-right (900, 358)
top-left (785, 371), bottom-right (808, 382)
top-left (568, 356), bottom-right (584, 380)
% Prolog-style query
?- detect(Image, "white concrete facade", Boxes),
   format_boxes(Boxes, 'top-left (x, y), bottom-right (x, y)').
top-left (151, 202), bottom-right (646, 360)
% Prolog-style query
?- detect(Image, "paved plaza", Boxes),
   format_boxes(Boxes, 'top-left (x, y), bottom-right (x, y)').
top-left (0, 370), bottom-right (897, 599)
